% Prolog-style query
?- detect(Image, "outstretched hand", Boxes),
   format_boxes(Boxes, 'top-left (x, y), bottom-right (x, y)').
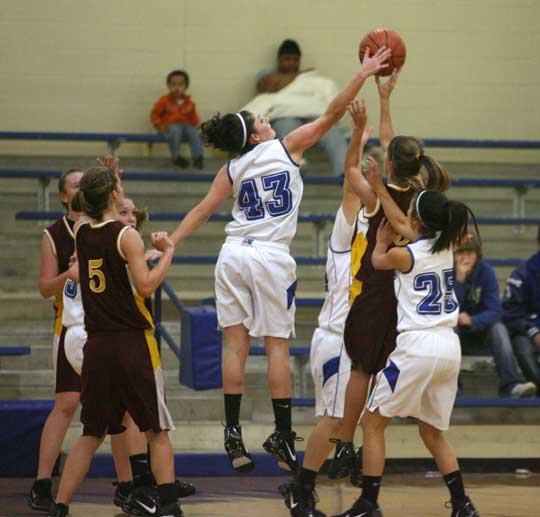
top-left (96, 155), bottom-right (123, 177)
top-left (348, 99), bottom-right (368, 132)
top-left (361, 47), bottom-right (392, 77)
top-left (363, 155), bottom-right (384, 191)
top-left (375, 68), bottom-right (400, 100)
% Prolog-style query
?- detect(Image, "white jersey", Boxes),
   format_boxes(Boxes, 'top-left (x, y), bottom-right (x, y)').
top-left (226, 139), bottom-right (303, 246)
top-left (318, 208), bottom-right (368, 335)
top-left (395, 237), bottom-right (459, 333)
top-left (61, 279), bottom-right (84, 328)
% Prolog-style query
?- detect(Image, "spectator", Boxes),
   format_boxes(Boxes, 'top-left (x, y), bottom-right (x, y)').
top-left (454, 236), bottom-right (536, 398)
top-left (245, 39), bottom-right (348, 176)
top-left (151, 69), bottom-right (204, 169)
top-left (502, 225), bottom-right (540, 393)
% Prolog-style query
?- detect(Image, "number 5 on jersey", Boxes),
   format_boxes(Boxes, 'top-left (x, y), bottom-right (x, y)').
top-left (89, 259), bottom-right (106, 293)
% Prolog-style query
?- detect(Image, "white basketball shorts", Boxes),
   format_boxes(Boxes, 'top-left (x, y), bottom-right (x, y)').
top-left (310, 327), bottom-right (351, 418)
top-left (64, 324), bottom-right (87, 376)
top-left (215, 237), bottom-right (297, 339)
top-left (366, 328), bottom-right (460, 430)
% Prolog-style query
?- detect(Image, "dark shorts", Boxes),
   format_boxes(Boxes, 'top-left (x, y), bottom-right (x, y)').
top-left (80, 330), bottom-right (174, 437)
top-left (55, 326), bottom-right (81, 393)
top-left (344, 282), bottom-right (398, 375)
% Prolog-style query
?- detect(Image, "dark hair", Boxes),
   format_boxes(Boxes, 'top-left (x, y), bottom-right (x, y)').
top-left (278, 39), bottom-right (301, 57)
top-left (58, 168), bottom-right (82, 209)
top-left (134, 207), bottom-right (149, 232)
top-left (413, 190), bottom-right (480, 254)
top-left (201, 110), bottom-right (255, 155)
top-left (72, 167), bottom-right (119, 221)
top-left (387, 136), bottom-right (450, 193)
top-left (167, 69), bottom-right (189, 87)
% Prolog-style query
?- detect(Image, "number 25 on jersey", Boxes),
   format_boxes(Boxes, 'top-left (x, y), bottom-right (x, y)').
top-left (89, 259), bottom-right (106, 293)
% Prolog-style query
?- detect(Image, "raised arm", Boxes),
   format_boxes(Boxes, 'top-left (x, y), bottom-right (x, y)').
top-left (375, 69), bottom-right (400, 156)
top-left (363, 156), bottom-right (416, 242)
top-left (121, 228), bottom-right (174, 298)
top-left (283, 47), bottom-right (391, 163)
top-left (170, 165), bottom-right (232, 247)
top-left (38, 234), bottom-right (71, 298)
top-left (343, 100), bottom-right (378, 218)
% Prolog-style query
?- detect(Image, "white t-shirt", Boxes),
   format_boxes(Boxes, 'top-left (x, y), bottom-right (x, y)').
top-left (225, 139), bottom-right (303, 246)
top-left (317, 207), bottom-right (368, 335)
top-left (395, 237), bottom-right (459, 333)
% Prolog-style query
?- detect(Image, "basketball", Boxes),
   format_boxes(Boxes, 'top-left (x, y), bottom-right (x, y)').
top-left (359, 28), bottom-right (406, 76)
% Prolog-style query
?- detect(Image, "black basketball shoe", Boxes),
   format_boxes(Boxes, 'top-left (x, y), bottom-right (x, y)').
top-left (158, 501), bottom-right (184, 517)
top-left (27, 478), bottom-right (54, 512)
top-left (279, 479), bottom-right (326, 517)
top-left (47, 502), bottom-right (70, 517)
top-left (175, 479), bottom-right (196, 498)
top-left (331, 496), bottom-right (382, 517)
top-left (327, 440), bottom-right (357, 480)
top-left (224, 424), bottom-right (255, 473)
top-left (113, 480), bottom-right (135, 507)
top-left (263, 429), bottom-right (301, 473)
top-left (449, 497), bottom-right (480, 516)
top-left (122, 485), bottom-right (159, 516)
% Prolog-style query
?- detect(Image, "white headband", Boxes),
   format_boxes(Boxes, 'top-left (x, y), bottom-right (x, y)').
top-left (236, 113), bottom-right (247, 149)
top-left (415, 190), bottom-right (428, 223)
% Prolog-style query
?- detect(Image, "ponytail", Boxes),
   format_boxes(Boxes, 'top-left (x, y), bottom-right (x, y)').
top-left (73, 167), bottom-right (118, 221)
top-left (201, 110), bottom-right (255, 155)
top-left (414, 190), bottom-right (480, 253)
top-left (388, 136), bottom-right (450, 193)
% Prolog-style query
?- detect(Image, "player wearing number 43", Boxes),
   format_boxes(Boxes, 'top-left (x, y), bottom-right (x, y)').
top-left (334, 165), bottom-right (481, 517)
top-left (169, 47), bottom-right (392, 475)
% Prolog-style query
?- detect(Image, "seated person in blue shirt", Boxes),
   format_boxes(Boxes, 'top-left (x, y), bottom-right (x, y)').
top-left (454, 236), bottom-right (536, 398)
top-left (502, 225), bottom-right (540, 395)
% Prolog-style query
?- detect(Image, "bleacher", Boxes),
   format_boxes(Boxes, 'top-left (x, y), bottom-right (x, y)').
top-left (1, 134), bottom-right (540, 477)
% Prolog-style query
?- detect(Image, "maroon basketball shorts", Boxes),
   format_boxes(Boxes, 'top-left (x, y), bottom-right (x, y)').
top-left (344, 282), bottom-right (398, 375)
top-left (53, 326), bottom-right (81, 393)
top-left (80, 329), bottom-right (175, 437)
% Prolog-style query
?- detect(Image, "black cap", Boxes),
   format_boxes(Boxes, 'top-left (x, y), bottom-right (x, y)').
top-left (278, 39), bottom-right (301, 57)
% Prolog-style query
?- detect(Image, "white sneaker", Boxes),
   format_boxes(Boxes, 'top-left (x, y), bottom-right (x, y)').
top-left (510, 382), bottom-right (537, 398)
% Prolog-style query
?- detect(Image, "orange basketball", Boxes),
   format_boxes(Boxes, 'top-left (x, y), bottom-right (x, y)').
top-left (359, 28), bottom-right (406, 76)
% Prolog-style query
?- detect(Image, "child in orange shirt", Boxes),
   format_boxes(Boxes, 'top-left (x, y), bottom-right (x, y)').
top-left (151, 70), bottom-right (204, 169)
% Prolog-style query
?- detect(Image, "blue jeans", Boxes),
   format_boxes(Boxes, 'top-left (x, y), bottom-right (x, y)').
top-left (164, 123), bottom-right (203, 161)
top-left (460, 321), bottom-right (525, 396)
top-left (512, 334), bottom-right (540, 388)
top-left (271, 117), bottom-right (348, 176)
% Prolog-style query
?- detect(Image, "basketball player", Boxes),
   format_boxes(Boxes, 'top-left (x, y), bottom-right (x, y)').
top-left (48, 167), bottom-right (182, 517)
top-left (334, 184), bottom-right (480, 517)
top-left (282, 101), bottom-right (369, 516)
top-left (331, 71), bottom-right (451, 485)
top-left (27, 168), bottom-right (83, 512)
top-left (169, 48), bottom-right (392, 474)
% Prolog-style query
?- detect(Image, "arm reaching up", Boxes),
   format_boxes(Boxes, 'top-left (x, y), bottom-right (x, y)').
top-left (375, 68), bottom-right (400, 156)
top-left (283, 47), bottom-right (392, 163)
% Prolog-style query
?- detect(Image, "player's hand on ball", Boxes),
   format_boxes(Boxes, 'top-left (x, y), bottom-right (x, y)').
top-left (363, 155), bottom-right (384, 190)
top-left (361, 46), bottom-right (391, 77)
top-left (151, 232), bottom-right (174, 253)
top-left (377, 218), bottom-right (395, 247)
top-left (375, 68), bottom-right (400, 100)
top-left (348, 99), bottom-right (368, 132)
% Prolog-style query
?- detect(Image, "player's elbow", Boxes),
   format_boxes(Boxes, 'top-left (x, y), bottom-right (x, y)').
top-left (137, 284), bottom-right (154, 299)
top-left (38, 280), bottom-right (53, 299)
top-left (371, 255), bottom-right (385, 270)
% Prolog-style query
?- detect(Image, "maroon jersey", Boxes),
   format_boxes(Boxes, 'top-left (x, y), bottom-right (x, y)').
top-left (77, 220), bottom-right (153, 336)
top-left (43, 216), bottom-right (75, 336)
top-left (355, 184), bottom-right (414, 287)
